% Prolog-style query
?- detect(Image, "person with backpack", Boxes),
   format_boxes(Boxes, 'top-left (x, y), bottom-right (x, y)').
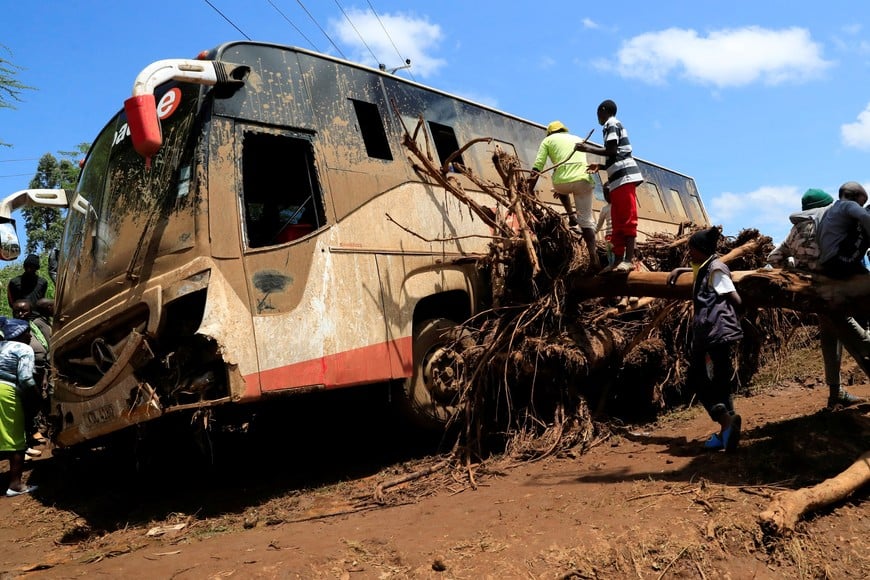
top-left (774, 186), bottom-right (869, 408)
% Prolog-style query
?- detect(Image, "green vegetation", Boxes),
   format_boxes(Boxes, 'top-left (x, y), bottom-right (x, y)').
top-left (0, 45), bottom-right (36, 147)
top-left (23, 144), bottom-right (87, 254)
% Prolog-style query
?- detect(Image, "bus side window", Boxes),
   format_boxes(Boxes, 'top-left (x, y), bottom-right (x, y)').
top-left (666, 188), bottom-right (689, 219)
top-left (428, 121), bottom-right (465, 169)
top-left (636, 181), bottom-right (666, 214)
top-left (351, 99), bottom-right (392, 160)
top-left (686, 194), bottom-right (707, 225)
top-left (241, 132), bottom-right (326, 248)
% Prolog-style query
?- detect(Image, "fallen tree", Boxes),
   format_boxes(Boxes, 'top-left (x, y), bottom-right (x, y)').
top-left (382, 117), bottom-right (867, 525)
top-left (395, 118), bottom-right (791, 456)
top-left (573, 267), bottom-right (870, 318)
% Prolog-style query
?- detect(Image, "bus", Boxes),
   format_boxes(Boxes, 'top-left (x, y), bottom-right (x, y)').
top-left (0, 41), bottom-right (709, 448)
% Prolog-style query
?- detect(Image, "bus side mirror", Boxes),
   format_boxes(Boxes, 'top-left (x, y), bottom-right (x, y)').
top-left (0, 219), bottom-right (21, 261)
top-left (124, 94), bottom-right (162, 164)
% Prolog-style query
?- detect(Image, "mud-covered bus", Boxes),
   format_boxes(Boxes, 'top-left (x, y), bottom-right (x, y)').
top-left (0, 41), bottom-right (709, 448)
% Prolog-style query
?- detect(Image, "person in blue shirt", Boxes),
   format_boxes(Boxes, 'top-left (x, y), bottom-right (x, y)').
top-left (0, 318), bottom-right (39, 496)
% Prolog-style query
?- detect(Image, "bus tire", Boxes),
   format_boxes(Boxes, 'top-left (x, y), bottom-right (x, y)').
top-left (400, 317), bottom-right (466, 431)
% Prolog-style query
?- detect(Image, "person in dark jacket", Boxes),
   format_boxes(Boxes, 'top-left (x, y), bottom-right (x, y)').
top-left (817, 181), bottom-right (870, 278)
top-left (7, 254), bottom-right (48, 310)
top-left (767, 188), bottom-right (866, 409)
top-left (667, 227), bottom-right (744, 452)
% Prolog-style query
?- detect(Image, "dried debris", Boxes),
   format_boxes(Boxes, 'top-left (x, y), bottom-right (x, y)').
top-left (385, 118), bottom-right (803, 499)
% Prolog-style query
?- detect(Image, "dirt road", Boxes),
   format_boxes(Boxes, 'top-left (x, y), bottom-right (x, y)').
top-left (1, 347), bottom-right (869, 579)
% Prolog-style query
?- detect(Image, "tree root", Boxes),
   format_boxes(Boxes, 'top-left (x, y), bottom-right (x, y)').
top-left (374, 460), bottom-right (450, 504)
top-left (758, 450), bottom-right (870, 536)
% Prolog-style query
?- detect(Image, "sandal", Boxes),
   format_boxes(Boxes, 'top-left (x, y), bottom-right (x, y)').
top-left (5, 485), bottom-right (38, 497)
top-left (613, 260), bottom-right (633, 273)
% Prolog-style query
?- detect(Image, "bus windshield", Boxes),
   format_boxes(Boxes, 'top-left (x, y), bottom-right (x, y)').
top-left (60, 83), bottom-right (200, 302)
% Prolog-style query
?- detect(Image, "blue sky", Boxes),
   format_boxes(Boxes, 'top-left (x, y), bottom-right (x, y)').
top-left (2, 1), bottom-right (869, 246)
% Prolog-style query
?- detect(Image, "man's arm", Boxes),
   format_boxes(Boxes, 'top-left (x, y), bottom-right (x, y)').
top-left (595, 209), bottom-right (606, 233)
top-left (575, 142), bottom-right (606, 156)
top-left (667, 267), bottom-right (693, 286)
top-left (767, 227), bottom-right (799, 267)
top-left (532, 139), bottom-right (550, 173)
top-left (36, 278), bottom-right (48, 300)
top-left (15, 347), bottom-right (37, 392)
top-left (847, 203), bottom-right (870, 237)
top-left (726, 290), bottom-right (742, 309)
top-left (575, 128), bottom-right (618, 157)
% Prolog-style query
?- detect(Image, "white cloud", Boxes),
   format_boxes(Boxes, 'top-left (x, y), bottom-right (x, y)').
top-left (841, 103), bottom-right (870, 150)
top-left (707, 185), bottom-right (801, 240)
top-left (611, 26), bottom-right (832, 87)
top-left (450, 89), bottom-right (498, 109)
top-left (538, 56), bottom-right (556, 70)
top-left (582, 18), bottom-right (599, 30)
top-left (330, 9), bottom-right (446, 78)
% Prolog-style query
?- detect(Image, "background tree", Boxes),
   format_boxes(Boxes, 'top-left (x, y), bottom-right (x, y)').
top-left (23, 143), bottom-right (88, 254)
top-left (0, 45), bottom-right (35, 147)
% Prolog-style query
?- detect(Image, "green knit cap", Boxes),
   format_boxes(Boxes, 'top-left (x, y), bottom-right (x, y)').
top-left (801, 188), bottom-right (833, 210)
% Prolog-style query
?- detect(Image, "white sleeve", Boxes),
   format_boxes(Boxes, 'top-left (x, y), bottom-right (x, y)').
top-left (711, 269), bottom-right (736, 294)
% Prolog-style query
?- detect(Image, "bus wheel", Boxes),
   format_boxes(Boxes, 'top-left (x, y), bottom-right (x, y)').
top-left (400, 318), bottom-right (467, 430)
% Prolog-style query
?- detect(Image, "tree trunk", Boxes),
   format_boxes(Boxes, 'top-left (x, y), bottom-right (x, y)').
top-left (572, 268), bottom-right (870, 319)
top-left (758, 451), bottom-right (870, 536)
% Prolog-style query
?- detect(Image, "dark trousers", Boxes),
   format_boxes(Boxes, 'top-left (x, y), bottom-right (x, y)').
top-left (688, 342), bottom-right (738, 422)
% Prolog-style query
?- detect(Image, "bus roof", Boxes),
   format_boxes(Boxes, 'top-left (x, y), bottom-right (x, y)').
top-left (209, 41), bottom-right (696, 183)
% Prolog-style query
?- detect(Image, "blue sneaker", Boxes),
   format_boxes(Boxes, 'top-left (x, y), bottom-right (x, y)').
top-left (703, 432), bottom-right (724, 450)
top-left (722, 414), bottom-right (742, 452)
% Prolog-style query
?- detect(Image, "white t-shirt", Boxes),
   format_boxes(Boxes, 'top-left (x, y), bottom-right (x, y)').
top-left (711, 270), bottom-right (736, 294)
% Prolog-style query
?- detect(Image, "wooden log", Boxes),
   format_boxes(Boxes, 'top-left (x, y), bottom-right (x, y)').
top-left (758, 451), bottom-right (870, 536)
top-left (571, 268), bottom-right (870, 318)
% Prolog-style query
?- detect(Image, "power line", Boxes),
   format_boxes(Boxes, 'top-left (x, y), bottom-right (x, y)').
top-left (202, 0), bottom-right (251, 40)
top-left (333, 0), bottom-right (379, 66)
top-left (295, 0), bottom-right (347, 59)
top-left (366, 0), bottom-right (415, 81)
top-left (266, 0), bottom-right (320, 52)
top-left (0, 173), bottom-right (33, 179)
top-left (0, 158), bottom-right (41, 163)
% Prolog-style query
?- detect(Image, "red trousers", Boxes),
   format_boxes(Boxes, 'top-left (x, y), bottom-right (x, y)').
top-left (609, 182), bottom-right (638, 258)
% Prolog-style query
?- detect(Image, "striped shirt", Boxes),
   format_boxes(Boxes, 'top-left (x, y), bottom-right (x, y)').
top-left (601, 116), bottom-right (643, 190)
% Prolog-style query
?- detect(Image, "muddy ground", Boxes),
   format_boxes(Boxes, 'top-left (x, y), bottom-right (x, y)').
top-left (1, 344), bottom-right (869, 579)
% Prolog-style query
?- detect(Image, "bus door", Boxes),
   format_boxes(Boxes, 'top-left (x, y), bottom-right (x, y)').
top-left (234, 123), bottom-right (382, 393)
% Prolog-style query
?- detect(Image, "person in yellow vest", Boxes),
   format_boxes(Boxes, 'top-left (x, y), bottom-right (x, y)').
top-left (531, 121), bottom-right (599, 266)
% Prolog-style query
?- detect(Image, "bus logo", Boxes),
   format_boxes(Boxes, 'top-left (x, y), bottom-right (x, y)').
top-left (157, 88), bottom-right (181, 120)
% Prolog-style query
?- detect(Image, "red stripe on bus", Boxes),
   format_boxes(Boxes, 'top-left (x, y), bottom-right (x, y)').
top-left (249, 337), bottom-right (413, 392)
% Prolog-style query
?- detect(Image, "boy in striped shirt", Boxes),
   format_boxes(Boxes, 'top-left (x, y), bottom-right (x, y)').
top-left (576, 100), bottom-right (644, 273)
